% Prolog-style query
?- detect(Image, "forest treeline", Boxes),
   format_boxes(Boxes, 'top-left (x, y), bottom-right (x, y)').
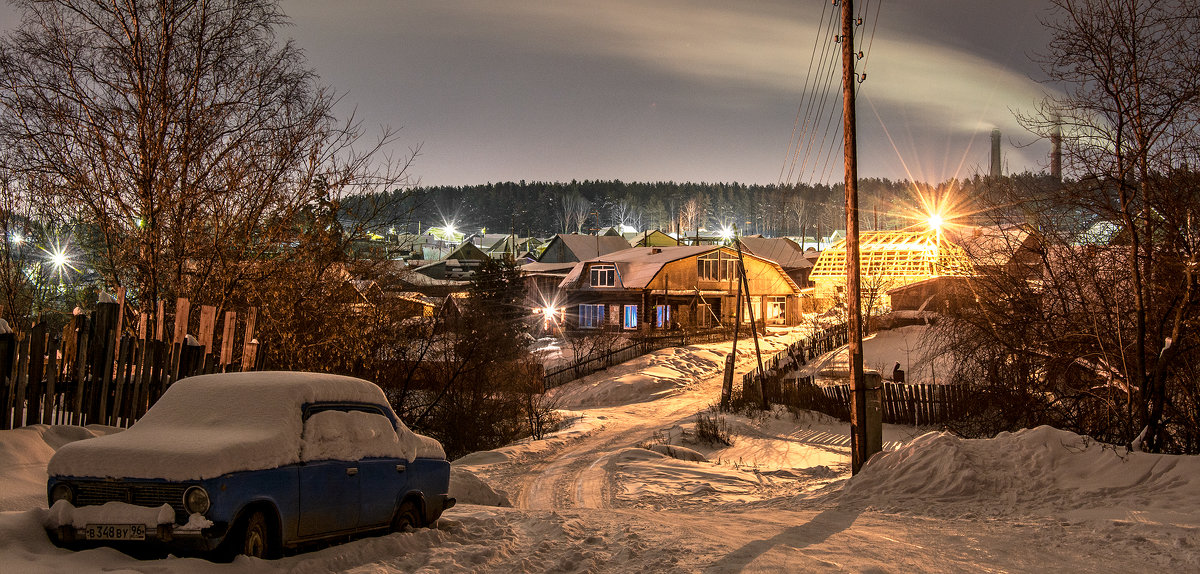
top-left (364, 178), bottom-right (958, 238)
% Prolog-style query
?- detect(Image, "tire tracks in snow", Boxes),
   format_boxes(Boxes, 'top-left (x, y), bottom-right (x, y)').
top-left (516, 336), bottom-right (800, 511)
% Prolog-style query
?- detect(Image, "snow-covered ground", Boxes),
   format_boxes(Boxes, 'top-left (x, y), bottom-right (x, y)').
top-left (2, 326), bottom-right (1199, 572)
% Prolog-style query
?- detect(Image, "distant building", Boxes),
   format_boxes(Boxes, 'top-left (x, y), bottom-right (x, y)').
top-left (558, 245), bottom-right (803, 331)
top-left (537, 234), bottom-right (631, 264)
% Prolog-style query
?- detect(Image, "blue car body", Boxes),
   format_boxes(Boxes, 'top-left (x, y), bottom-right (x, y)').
top-left (44, 373), bottom-right (454, 558)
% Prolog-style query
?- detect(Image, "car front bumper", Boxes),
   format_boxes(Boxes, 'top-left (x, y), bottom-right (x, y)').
top-left (46, 521), bottom-right (228, 554)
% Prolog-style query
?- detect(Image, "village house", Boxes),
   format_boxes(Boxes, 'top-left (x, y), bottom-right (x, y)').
top-left (738, 236), bottom-right (815, 289)
top-left (537, 233), bottom-right (632, 264)
top-left (556, 245), bottom-right (803, 331)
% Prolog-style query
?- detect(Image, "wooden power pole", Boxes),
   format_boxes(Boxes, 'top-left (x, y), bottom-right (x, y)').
top-left (841, 0), bottom-right (869, 474)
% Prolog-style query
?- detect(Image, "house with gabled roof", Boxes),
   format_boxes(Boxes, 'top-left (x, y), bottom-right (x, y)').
top-left (557, 245), bottom-right (804, 331)
top-left (630, 230), bottom-right (678, 248)
top-left (737, 236), bottom-right (815, 288)
top-left (537, 234), bottom-right (631, 264)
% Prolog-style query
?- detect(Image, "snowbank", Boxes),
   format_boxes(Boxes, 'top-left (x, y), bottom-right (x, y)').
top-left (448, 467), bottom-right (511, 507)
top-left (841, 425), bottom-right (1200, 523)
top-left (48, 371), bottom-right (443, 481)
top-left (550, 347), bottom-right (726, 408)
top-left (0, 425), bottom-right (114, 512)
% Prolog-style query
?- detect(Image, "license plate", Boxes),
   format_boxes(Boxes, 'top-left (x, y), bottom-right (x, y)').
top-left (83, 523), bottom-right (147, 541)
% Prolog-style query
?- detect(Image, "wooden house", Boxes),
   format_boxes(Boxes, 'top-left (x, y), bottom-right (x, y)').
top-left (557, 245), bottom-right (803, 331)
top-left (738, 236), bottom-right (815, 289)
top-left (537, 234), bottom-right (631, 264)
top-left (631, 230), bottom-right (678, 248)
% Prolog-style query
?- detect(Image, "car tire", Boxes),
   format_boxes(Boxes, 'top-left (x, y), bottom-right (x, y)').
top-left (217, 509), bottom-right (280, 561)
top-left (391, 500), bottom-right (422, 532)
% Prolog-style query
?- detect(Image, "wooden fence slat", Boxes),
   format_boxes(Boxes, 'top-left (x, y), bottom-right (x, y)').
top-left (43, 335), bottom-right (59, 425)
top-left (12, 333), bottom-right (29, 428)
top-left (197, 305), bottom-right (216, 357)
top-left (220, 311), bottom-right (236, 371)
top-left (72, 316), bottom-right (89, 425)
top-left (0, 332), bottom-right (15, 430)
top-left (27, 322), bottom-right (46, 424)
top-left (241, 307), bottom-right (258, 372)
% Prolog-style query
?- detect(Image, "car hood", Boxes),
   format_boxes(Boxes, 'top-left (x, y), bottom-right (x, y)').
top-left (48, 424), bottom-right (295, 481)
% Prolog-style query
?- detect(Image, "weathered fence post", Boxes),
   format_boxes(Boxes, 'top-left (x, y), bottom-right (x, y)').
top-left (169, 298), bottom-right (190, 386)
top-left (220, 311), bottom-right (236, 372)
top-left (11, 332), bottom-right (29, 428)
top-left (0, 331), bottom-right (15, 430)
top-left (26, 320), bottom-right (45, 424)
top-left (240, 307), bottom-right (257, 372)
top-left (43, 334), bottom-right (59, 425)
top-left (92, 300), bottom-right (118, 426)
top-left (71, 314), bottom-right (89, 425)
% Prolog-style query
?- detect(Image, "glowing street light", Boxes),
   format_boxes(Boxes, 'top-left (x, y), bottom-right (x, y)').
top-left (49, 249), bottom-right (70, 270)
top-left (927, 213), bottom-right (943, 231)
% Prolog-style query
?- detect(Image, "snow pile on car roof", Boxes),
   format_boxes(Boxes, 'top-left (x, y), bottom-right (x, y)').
top-left (301, 409), bottom-right (419, 462)
top-left (839, 425), bottom-right (1200, 519)
top-left (48, 371), bottom-right (441, 481)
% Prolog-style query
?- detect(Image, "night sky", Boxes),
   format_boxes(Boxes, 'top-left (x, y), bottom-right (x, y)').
top-left (1, 1), bottom-right (1058, 187)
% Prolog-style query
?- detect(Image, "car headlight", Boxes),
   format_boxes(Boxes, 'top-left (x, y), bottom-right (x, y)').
top-left (183, 486), bottom-right (210, 514)
top-left (50, 482), bottom-right (74, 504)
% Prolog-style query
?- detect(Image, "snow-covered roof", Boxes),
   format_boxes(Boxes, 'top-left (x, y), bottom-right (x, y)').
top-left (539, 234), bottom-right (631, 262)
top-left (519, 261), bottom-right (578, 275)
top-left (558, 245), bottom-right (799, 292)
top-left (47, 371), bottom-right (443, 481)
top-left (737, 237), bottom-right (813, 270)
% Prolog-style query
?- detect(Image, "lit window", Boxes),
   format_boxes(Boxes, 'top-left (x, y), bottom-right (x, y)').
top-left (590, 264), bottom-right (616, 287)
top-left (579, 304), bottom-right (606, 328)
top-left (697, 252), bottom-right (738, 281)
top-left (623, 305), bottom-right (638, 330)
top-left (766, 296), bottom-right (786, 325)
top-left (655, 305), bottom-right (671, 328)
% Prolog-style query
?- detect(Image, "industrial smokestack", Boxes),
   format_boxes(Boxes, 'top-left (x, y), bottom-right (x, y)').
top-left (1050, 118), bottom-right (1062, 181)
top-left (990, 128), bottom-right (1002, 178)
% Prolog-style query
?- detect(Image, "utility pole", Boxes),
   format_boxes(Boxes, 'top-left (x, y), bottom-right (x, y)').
top-left (841, 0), bottom-right (869, 474)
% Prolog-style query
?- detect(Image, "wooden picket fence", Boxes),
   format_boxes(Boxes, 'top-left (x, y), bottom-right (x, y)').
top-left (1, 291), bottom-right (267, 430)
top-left (793, 380), bottom-right (967, 426)
top-left (731, 322), bottom-right (967, 426)
top-left (740, 322), bottom-right (848, 397)
top-left (542, 327), bottom-right (736, 390)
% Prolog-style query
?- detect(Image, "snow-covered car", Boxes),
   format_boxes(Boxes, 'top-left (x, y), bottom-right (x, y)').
top-left (44, 371), bottom-right (453, 559)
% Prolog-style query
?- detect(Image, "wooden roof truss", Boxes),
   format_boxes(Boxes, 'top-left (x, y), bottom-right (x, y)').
top-left (808, 230), bottom-right (974, 281)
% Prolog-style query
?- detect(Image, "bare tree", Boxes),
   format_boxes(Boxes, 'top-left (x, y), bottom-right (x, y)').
top-left (679, 197), bottom-right (703, 235)
top-left (569, 194), bottom-right (591, 234)
top-left (1017, 0), bottom-right (1200, 451)
top-left (0, 0), bottom-right (414, 316)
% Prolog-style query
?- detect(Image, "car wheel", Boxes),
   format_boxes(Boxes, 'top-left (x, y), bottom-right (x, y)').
top-left (242, 511), bottom-right (274, 558)
top-left (217, 509), bottom-right (280, 561)
top-left (391, 500), bottom-right (422, 532)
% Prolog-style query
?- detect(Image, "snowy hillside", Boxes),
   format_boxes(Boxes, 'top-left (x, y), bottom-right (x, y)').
top-left (1, 326), bottom-right (1197, 572)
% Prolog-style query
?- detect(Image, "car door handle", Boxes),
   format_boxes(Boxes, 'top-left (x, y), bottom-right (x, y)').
top-left (346, 467), bottom-right (358, 476)
top-left (395, 463), bottom-right (407, 473)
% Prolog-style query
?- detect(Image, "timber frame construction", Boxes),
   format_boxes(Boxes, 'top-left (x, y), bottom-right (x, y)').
top-left (808, 229), bottom-right (974, 296)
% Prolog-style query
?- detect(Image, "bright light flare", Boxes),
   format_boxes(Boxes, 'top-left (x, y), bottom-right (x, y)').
top-left (49, 249), bottom-right (69, 269)
top-left (927, 213), bottom-right (944, 230)
top-left (38, 236), bottom-right (79, 283)
top-left (719, 226), bottom-right (734, 240)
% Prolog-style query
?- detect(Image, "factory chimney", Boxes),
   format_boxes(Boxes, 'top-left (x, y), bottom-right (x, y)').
top-left (990, 128), bottom-right (1002, 178)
